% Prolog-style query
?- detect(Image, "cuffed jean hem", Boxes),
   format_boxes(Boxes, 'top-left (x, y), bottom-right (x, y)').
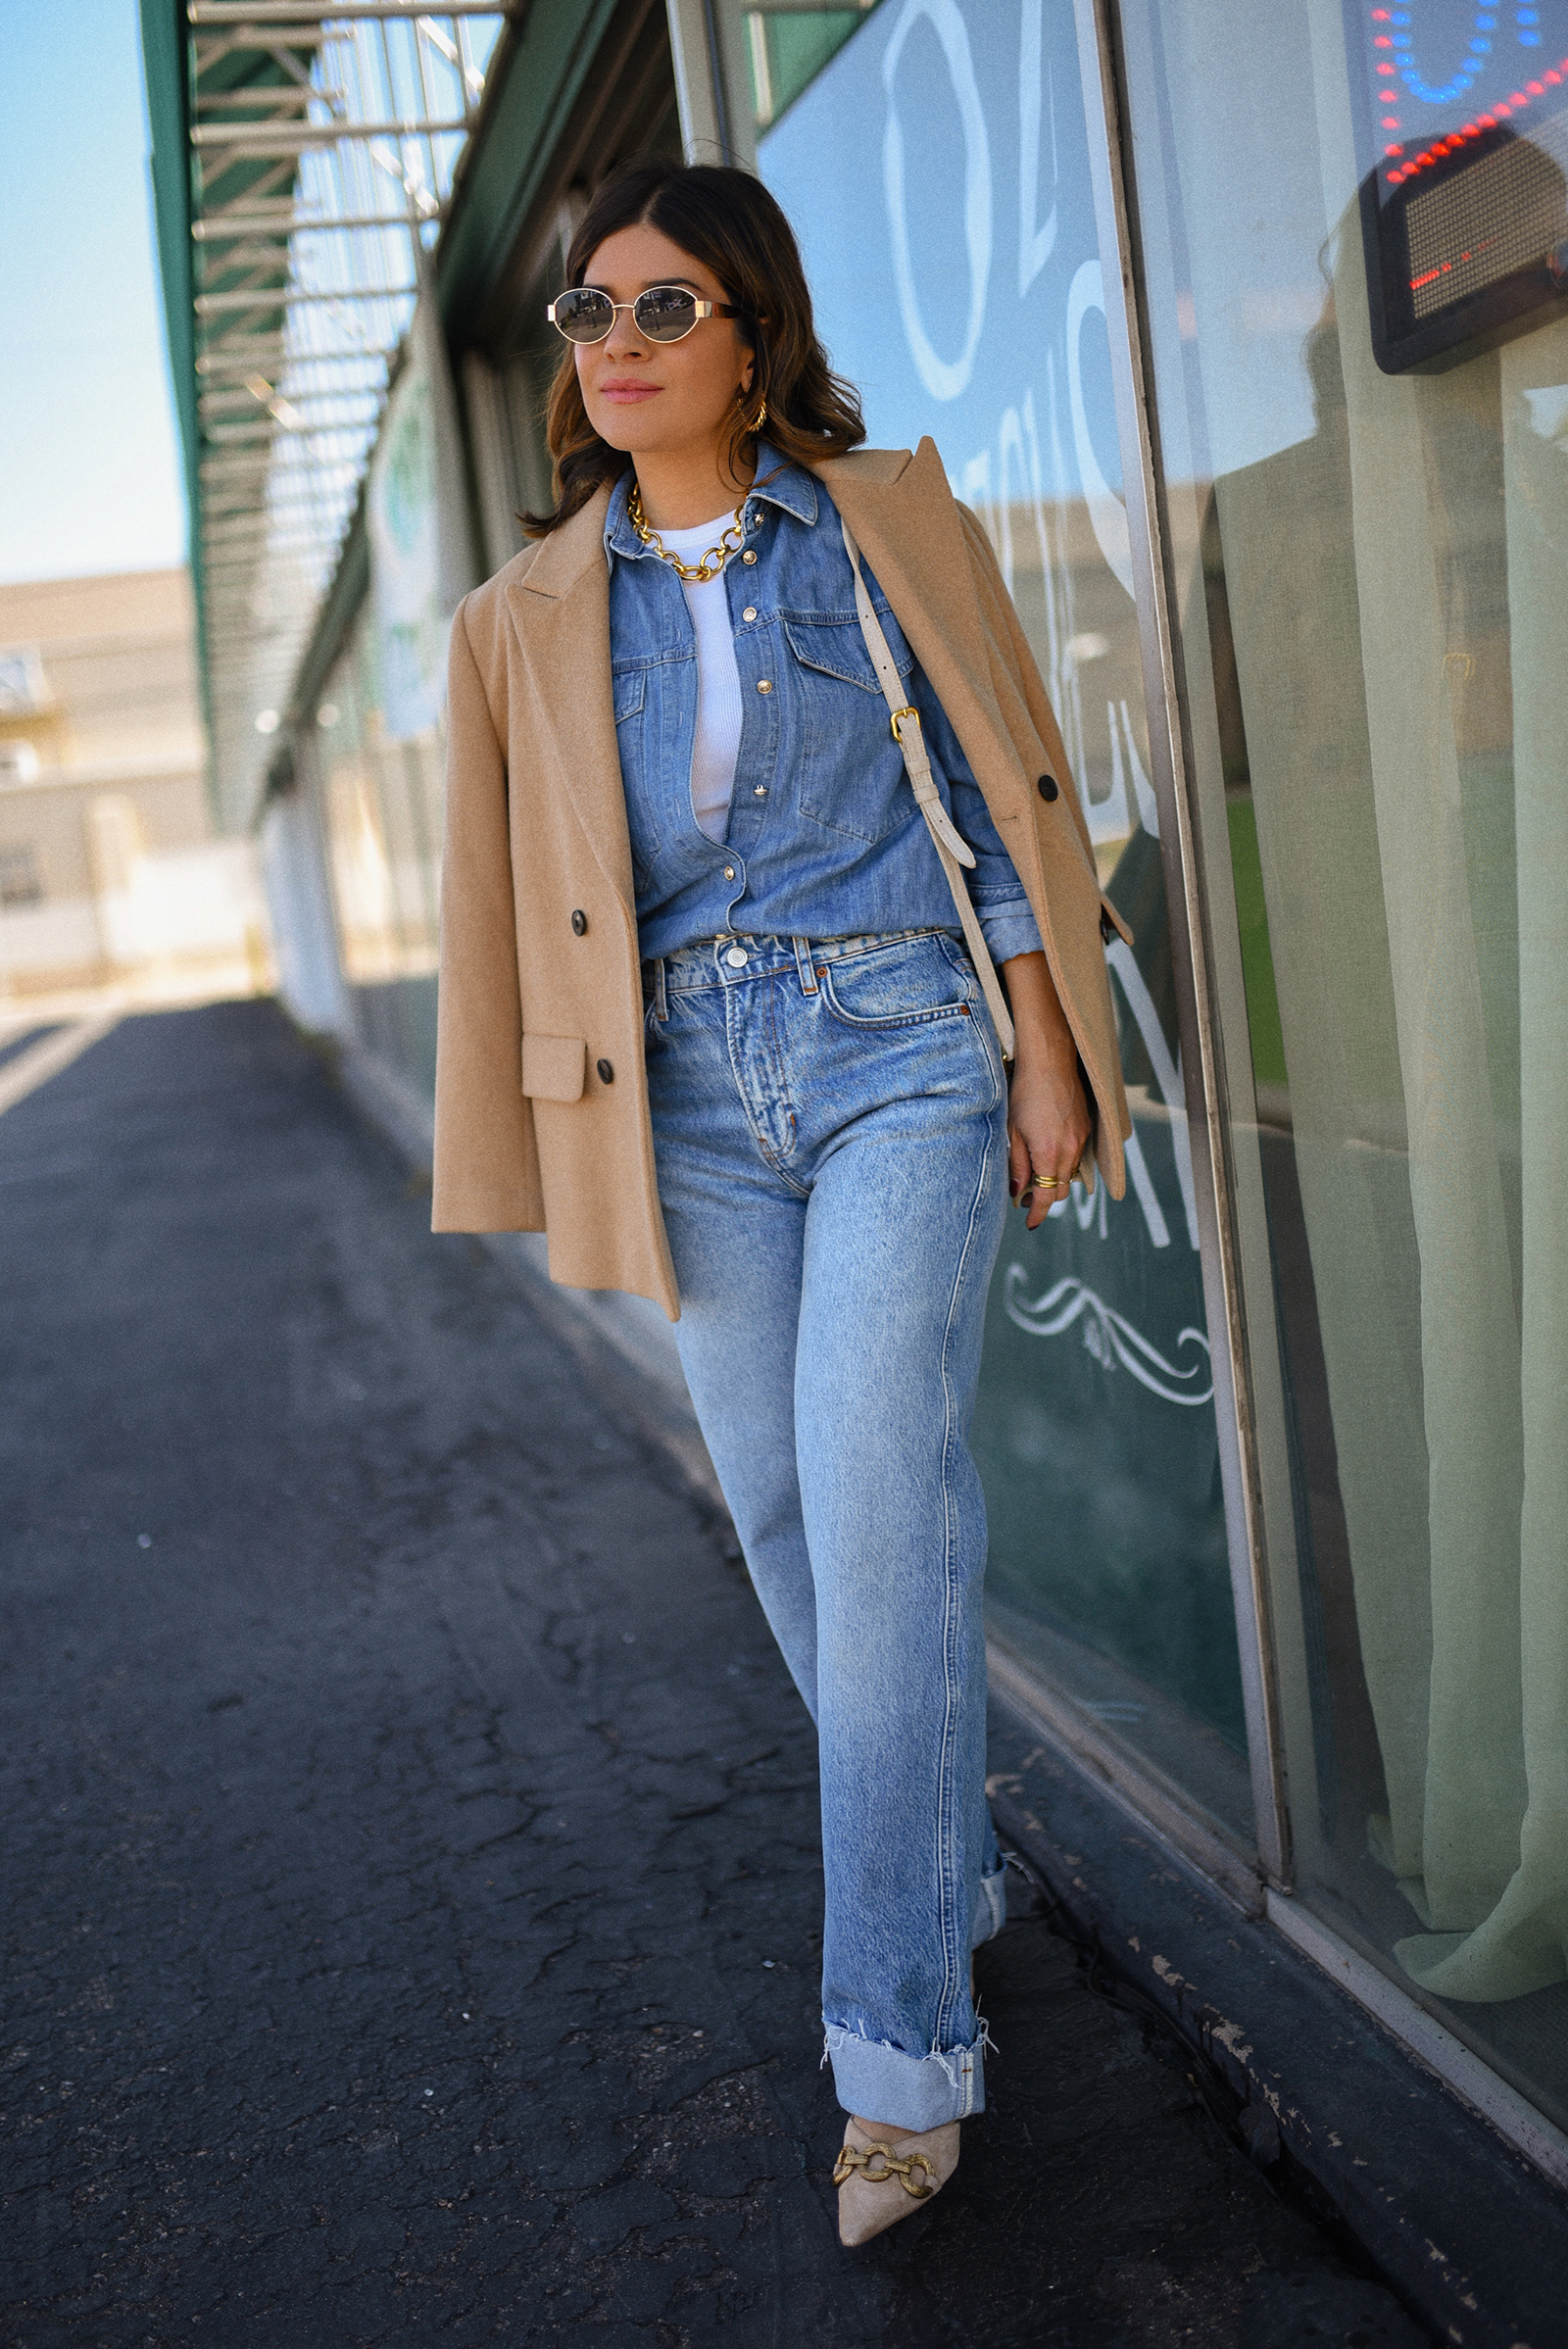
top-left (971, 1862), bottom-right (1006, 1951)
top-left (824, 2026), bottom-right (986, 2129)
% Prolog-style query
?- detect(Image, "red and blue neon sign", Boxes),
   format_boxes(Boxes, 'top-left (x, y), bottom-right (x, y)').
top-left (1352, 0), bottom-right (1568, 367)
top-left (1360, 4), bottom-right (1568, 190)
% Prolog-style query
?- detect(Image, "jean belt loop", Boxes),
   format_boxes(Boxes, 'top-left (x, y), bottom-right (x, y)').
top-left (653, 955), bottom-right (668, 1022)
top-left (793, 935), bottom-right (819, 996)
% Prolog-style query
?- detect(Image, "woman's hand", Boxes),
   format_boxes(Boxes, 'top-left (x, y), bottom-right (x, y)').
top-left (1000, 952), bottom-right (1093, 1232)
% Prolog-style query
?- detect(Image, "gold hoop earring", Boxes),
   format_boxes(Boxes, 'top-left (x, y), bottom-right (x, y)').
top-left (750, 395), bottom-right (768, 434)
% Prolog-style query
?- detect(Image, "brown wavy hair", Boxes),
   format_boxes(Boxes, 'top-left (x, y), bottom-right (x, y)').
top-left (521, 158), bottom-right (864, 537)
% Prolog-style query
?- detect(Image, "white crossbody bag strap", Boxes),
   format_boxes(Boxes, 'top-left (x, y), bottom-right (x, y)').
top-left (840, 516), bottom-right (1016, 1063)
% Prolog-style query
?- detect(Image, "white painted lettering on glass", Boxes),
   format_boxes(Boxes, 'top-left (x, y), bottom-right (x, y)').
top-left (956, 381), bottom-right (1088, 793)
top-left (996, 404), bottom-right (1030, 596)
top-left (882, 0), bottom-right (992, 401)
top-left (1106, 938), bottom-right (1200, 1248)
top-left (1120, 1126), bottom-right (1171, 1248)
top-left (1072, 1171), bottom-right (1105, 1234)
top-left (957, 449), bottom-right (995, 547)
top-left (1066, 260), bottom-right (1134, 597)
top-left (1018, 0), bottom-right (1058, 297)
top-left (1033, 369), bottom-right (1088, 789)
top-left (1108, 697), bottom-right (1159, 837)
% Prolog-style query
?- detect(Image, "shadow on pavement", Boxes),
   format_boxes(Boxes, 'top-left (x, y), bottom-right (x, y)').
top-left (0, 1002), bottom-right (1430, 2346)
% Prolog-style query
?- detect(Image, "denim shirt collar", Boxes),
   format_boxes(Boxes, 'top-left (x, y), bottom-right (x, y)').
top-left (603, 442), bottom-right (818, 564)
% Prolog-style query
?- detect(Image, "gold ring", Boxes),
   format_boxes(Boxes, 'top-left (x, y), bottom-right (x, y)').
top-left (1029, 1171), bottom-right (1068, 1189)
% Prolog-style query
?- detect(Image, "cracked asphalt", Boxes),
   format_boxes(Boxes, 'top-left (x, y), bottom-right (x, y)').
top-left (0, 1000), bottom-right (1431, 2346)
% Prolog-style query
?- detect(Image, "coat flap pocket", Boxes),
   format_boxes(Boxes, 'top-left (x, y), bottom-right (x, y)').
top-left (520, 1032), bottom-right (586, 1102)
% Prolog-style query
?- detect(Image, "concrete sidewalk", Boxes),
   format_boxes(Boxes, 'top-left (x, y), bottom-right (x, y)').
top-left (0, 1002), bottom-right (1428, 2346)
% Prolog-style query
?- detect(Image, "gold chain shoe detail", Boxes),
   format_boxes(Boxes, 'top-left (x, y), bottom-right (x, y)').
top-left (832, 2139), bottom-right (937, 2199)
top-left (834, 2116), bottom-right (960, 2246)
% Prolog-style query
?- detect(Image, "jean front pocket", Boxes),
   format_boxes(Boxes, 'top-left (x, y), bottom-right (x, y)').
top-left (818, 934), bottom-right (978, 1032)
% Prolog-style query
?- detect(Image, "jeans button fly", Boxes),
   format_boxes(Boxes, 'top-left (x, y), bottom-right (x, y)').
top-left (725, 946), bottom-right (749, 968)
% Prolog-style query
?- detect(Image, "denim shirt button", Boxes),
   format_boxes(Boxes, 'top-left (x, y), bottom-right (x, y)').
top-left (724, 865), bottom-right (736, 880)
top-left (742, 607), bottom-right (758, 622)
top-left (757, 679), bottom-right (772, 694)
top-left (742, 550), bottom-right (757, 564)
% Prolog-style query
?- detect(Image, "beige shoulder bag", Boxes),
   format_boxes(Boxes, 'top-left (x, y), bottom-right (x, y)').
top-left (839, 515), bottom-right (1016, 1063)
top-left (839, 514), bottom-right (1101, 1194)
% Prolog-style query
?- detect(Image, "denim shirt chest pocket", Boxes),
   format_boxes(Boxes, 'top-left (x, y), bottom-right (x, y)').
top-left (781, 597), bottom-right (921, 848)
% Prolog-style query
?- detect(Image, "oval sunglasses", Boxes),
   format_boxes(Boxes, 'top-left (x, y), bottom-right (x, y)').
top-left (547, 283), bottom-right (740, 345)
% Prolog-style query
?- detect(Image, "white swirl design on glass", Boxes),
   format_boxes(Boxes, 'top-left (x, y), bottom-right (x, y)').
top-left (1003, 1269), bottom-right (1214, 1406)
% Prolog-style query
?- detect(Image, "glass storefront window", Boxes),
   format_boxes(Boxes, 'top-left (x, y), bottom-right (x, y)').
top-left (711, 0), bottom-right (1250, 1837)
top-left (713, 3), bottom-right (875, 147)
top-left (1119, 0), bottom-right (1568, 2128)
top-left (308, 609), bottom-right (445, 1098)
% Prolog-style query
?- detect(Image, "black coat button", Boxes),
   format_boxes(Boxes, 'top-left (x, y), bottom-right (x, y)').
top-left (570, 909), bottom-right (587, 935)
top-left (596, 1058), bottom-right (613, 1084)
top-left (1037, 772), bottom-right (1059, 803)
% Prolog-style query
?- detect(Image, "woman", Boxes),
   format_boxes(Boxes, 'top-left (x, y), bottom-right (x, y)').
top-left (433, 158), bottom-right (1130, 2245)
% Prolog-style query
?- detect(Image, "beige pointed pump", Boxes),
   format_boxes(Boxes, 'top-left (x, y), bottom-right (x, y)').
top-left (833, 2115), bottom-right (961, 2246)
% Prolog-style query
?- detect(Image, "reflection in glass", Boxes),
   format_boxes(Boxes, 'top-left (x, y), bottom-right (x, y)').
top-left (1122, 0), bottom-right (1568, 2130)
top-left (309, 611), bottom-right (444, 1097)
top-left (709, 0), bottom-right (1247, 1834)
top-left (1340, 0), bottom-right (1568, 372)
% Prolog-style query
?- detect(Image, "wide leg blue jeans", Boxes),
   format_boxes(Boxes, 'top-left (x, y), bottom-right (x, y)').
top-left (643, 928), bottom-right (1009, 2129)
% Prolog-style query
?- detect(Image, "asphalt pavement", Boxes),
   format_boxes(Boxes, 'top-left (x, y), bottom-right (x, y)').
top-left (0, 1000), bottom-right (1431, 2346)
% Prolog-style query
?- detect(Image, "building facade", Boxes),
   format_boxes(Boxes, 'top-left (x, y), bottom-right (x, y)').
top-left (0, 568), bottom-right (269, 1010)
top-left (146, 0), bottom-right (1568, 2307)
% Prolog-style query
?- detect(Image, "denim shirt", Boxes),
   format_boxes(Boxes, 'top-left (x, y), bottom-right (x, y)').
top-left (604, 450), bottom-right (1044, 966)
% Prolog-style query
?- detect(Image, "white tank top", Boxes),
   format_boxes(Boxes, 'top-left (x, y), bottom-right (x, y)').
top-left (655, 514), bottom-right (746, 844)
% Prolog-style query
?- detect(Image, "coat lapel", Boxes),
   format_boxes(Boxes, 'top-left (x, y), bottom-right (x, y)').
top-left (501, 485), bottom-right (637, 914)
top-left (811, 439), bottom-right (1028, 805)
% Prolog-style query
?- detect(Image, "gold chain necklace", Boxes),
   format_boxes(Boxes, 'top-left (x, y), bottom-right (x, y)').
top-left (627, 482), bottom-right (749, 585)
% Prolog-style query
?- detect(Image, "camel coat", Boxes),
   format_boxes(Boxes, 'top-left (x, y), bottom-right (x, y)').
top-left (431, 436), bottom-right (1133, 1319)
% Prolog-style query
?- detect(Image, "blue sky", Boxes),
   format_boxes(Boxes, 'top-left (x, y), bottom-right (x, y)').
top-left (0, 0), bottom-right (186, 583)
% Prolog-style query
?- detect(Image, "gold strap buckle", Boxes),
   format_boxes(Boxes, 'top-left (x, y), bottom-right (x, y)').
top-left (890, 705), bottom-right (920, 744)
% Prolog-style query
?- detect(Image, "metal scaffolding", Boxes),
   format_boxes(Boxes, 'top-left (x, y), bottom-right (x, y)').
top-left (181, 3), bottom-right (511, 826)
